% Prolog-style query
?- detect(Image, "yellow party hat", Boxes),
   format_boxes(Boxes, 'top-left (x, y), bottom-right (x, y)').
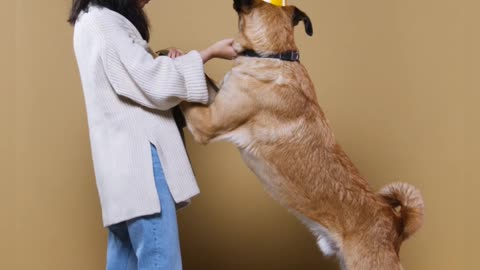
top-left (263, 0), bottom-right (287, 7)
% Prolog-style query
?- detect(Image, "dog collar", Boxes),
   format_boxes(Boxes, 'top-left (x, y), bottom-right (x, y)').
top-left (240, 49), bottom-right (300, 62)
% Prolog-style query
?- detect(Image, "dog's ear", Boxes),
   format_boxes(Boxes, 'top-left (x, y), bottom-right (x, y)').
top-left (234, 0), bottom-right (255, 13)
top-left (292, 7), bottom-right (313, 36)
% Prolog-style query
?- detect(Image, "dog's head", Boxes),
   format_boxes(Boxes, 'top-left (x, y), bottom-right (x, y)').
top-left (233, 0), bottom-right (313, 54)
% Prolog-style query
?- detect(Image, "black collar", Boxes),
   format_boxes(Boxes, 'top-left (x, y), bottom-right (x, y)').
top-left (240, 49), bottom-right (300, 62)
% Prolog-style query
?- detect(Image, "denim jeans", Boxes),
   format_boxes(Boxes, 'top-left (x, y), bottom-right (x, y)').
top-left (106, 144), bottom-right (182, 270)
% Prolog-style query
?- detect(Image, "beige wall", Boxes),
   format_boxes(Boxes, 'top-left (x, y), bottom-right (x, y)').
top-left (1, 1), bottom-right (15, 270)
top-left (2, 0), bottom-right (477, 269)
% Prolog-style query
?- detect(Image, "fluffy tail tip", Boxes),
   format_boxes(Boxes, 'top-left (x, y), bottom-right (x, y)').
top-left (379, 182), bottom-right (425, 239)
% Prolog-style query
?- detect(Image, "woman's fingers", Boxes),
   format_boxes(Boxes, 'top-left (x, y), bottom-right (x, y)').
top-left (167, 49), bottom-right (184, 59)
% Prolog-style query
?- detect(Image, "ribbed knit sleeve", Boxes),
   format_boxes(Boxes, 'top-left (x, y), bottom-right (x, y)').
top-left (100, 22), bottom-right (209, 110)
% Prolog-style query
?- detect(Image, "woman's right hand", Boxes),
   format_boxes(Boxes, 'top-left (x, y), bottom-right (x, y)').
top-left (200, 39), bottom-right (238, 63)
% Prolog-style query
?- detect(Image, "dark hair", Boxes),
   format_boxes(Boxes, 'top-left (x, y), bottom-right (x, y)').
top-left (68, 0), bottom-right (150, 41)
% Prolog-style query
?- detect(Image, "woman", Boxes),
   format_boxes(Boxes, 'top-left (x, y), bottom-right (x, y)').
top-left (68, 0), bottom-right (237, 269)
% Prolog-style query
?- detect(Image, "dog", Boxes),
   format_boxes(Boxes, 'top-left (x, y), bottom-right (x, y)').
top-left (180, 1), bottom-right (425, 269)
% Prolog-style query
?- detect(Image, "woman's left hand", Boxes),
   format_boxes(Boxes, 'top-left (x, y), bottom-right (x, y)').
top-left (167, 48), bottom-right (184, 59)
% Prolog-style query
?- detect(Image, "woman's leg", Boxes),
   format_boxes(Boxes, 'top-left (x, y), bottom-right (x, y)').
top-left (126, 144), bottom-right (183, 270)
top-left (106, 222), bottom-right (138, 270)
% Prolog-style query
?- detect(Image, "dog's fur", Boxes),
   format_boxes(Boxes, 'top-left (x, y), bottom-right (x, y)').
top-left (180, 1), bottom-right (424, 269)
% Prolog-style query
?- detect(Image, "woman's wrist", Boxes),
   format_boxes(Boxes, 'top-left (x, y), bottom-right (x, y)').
top-left (200, 48), bottom-right (214, 64)
top-left (200, 39), bottom-right (237, 63)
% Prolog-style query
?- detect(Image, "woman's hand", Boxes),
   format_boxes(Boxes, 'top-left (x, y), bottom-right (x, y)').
top-left (156, 48), bottom-right (184, 58)
top-left (200, 39), bottom-right (238, 63)
top-left (167, 48), bottom-right (184, 59)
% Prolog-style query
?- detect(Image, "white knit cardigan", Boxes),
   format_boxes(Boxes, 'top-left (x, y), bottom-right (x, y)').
top-left (73, 5), bottom-right (208, 226)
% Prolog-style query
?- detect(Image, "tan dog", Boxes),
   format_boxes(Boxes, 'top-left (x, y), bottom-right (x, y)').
top-left (181, 1), bottom-right (424, 269)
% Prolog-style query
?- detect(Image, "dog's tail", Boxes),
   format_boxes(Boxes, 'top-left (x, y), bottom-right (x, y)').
top-left (378, 182), bottom-right (425, 240)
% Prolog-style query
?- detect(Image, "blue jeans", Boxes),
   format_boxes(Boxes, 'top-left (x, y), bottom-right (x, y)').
top-left (106, 144), bottom-right (182, 270)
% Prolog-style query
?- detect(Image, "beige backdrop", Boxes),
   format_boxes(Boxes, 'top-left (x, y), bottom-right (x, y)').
top-left (2, 0), bottom-right (478, 269)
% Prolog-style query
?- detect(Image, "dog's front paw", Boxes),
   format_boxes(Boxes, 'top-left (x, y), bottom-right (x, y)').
top-left (179, 102), bottom-right (214, 145)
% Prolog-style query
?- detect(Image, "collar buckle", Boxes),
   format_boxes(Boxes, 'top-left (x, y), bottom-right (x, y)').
top-left (286, 51), bottom-right (300, 62)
